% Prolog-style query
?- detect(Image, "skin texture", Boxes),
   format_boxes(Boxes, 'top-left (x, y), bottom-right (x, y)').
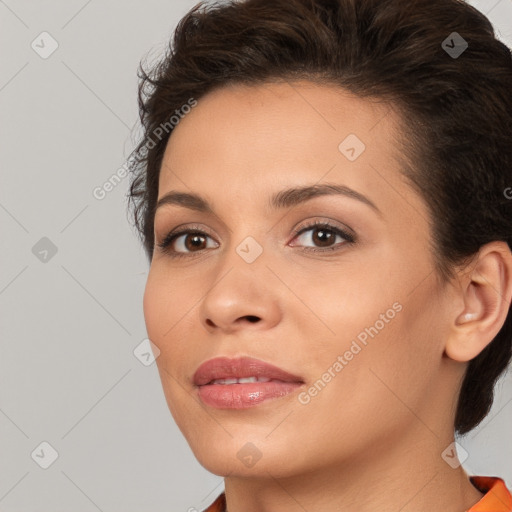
top-left (143, 81), bottom-right (512, 512)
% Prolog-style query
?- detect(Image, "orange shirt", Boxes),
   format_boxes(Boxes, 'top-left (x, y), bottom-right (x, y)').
top-left (202, 476), bottom-right (512, 512)
top-left (469, 476), bottom-right (512, 512)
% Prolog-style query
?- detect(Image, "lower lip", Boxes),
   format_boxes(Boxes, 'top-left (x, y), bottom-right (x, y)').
top-left (197, 381), bottom-right (302, 409)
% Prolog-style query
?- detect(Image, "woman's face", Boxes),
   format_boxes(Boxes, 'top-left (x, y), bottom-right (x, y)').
top-left (143, 81), bottom-right (460, 477)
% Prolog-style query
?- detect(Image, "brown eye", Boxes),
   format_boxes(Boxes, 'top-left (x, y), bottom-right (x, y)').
top-left (182, 233), bottom-right (208, 251)
top-left (291, 221), bottom-right (354, 251)
top-left (157, 228), bottom-right (218, 257)
top-left (311, 227), bottom-right (337, 247)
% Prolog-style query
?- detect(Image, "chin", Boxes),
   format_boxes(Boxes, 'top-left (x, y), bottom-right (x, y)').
top-left (183, 427), bottom-right (310, 479)
top-left (194, 448), bottom-right (293, 478)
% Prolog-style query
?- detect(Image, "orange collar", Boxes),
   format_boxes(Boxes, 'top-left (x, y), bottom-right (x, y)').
top-left (203, 492), bottom-right (225, 512)
top-left (203, 476), bottom-right (512, 512)
top-left (468, 476), bottom-right (512, 511)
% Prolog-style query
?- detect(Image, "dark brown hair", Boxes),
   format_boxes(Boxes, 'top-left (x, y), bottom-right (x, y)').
top-left (127, 0), bottom-right (512, 435)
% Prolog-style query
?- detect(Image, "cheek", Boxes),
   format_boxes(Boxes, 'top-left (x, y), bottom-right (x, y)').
top-left (295, 263), bottom-right (438, 413)
top-left (291, 266), bottom-right (398, 352)
top-left (143, 273), bottom-right (197, 423)
top-left (143, 268), bottom-right (201, 385)
top-left (143, 267), bottom-right (190, 340)
top-left (297, 313), bottom-right (428, 447)
top-left (345, 296), bottom-right (443, 425)
top-left (142, 269), bottom-right (185, 363)
top-left (142, 273), bottom-right (164, 341)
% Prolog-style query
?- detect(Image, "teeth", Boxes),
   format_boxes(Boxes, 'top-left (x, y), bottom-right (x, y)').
top-left (238, 377), bottom-right (259, 384)
top-left (211, 376), bottom-right (272, 385)
top-left (218, 378), bottom-right (238, 385)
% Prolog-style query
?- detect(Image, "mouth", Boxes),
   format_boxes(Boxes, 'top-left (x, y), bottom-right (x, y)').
top-left (193, 356), bottom-right (304, 409)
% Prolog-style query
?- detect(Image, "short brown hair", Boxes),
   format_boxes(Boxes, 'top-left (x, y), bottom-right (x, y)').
top-left (127, 0), bottom-right (512, 435)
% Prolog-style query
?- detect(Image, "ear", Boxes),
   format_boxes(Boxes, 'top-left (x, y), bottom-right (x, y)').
top-left (444, 241), bottom-right (512, 362)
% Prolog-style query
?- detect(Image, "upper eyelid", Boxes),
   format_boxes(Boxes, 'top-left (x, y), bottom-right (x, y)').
top-left (158, 215), bottom-right (353, 234)
top-left (160, 219), bottom-right (349, 238)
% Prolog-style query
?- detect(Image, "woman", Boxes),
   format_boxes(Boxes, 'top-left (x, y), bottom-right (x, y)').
top-left (128, 0), bottom-right (512, 510)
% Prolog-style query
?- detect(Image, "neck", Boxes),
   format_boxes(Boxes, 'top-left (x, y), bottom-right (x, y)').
top-left (223, 424), bottom-right (484, 512)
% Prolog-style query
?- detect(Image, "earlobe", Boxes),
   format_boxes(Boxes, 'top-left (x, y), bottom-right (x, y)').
top-left (444, 241), bottom-right (512, 363)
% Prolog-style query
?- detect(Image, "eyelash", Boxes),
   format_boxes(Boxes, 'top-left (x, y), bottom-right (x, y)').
top-left (156, 220), bottom-right (356, 259)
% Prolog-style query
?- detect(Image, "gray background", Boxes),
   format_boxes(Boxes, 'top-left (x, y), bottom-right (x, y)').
top-left (0, 1), bottom-right (511, 510)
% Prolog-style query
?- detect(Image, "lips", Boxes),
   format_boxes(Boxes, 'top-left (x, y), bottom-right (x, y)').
top-left (193, 356), bottom-right (304, 409)
top-left (193, 356), bottom-right (303, 386)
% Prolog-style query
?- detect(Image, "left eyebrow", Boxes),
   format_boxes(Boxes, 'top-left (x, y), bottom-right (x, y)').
top-left (268, 183), bottom-right (381, 216)
top-left (155, 183), bottom-right (382, 217)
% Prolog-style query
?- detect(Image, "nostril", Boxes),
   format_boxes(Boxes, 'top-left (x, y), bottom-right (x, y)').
top-left (245, 315), bottom-right (260, 323)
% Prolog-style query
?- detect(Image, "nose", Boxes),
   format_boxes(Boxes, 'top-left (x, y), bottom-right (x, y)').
top-left (200, 260), bottom-right (282, 335)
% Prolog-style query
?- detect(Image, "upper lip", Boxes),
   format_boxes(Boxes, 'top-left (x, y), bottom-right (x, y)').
top-left (193, 356), bottom-right (304, 386)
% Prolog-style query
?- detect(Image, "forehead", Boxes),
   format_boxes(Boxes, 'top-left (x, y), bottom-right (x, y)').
top-left (158, 80), bottom-right (425, 224)
top-left (164, 80), bottom-right (397, 163)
